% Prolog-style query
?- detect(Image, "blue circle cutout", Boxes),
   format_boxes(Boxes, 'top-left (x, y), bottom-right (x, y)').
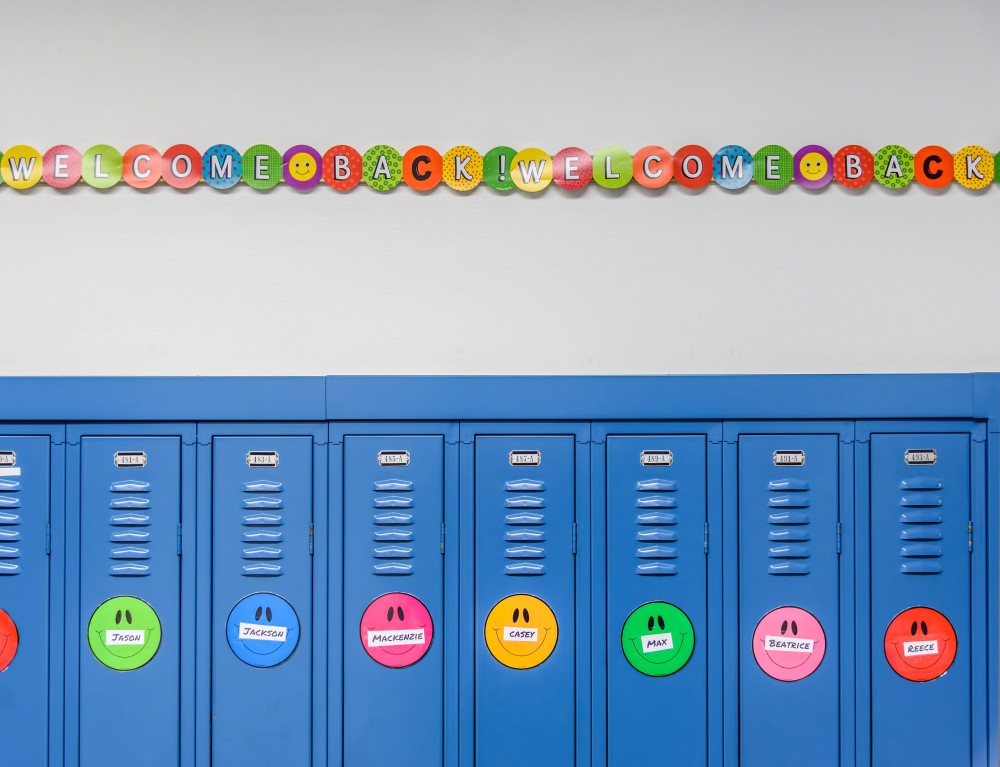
top-left (201, 144), bottom-right (243, 189)
top-left (712, 145), bottom-right (754, 190)
top-left (227, 592), bottom-right (300, 668)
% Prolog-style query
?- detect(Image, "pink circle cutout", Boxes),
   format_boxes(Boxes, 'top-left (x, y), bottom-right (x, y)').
top-left (42, 145), bottom-right (82, 188)
top-left (360, 592), bottom-right (434, 669)
top-left (752, 606), bottom-right (826, 681)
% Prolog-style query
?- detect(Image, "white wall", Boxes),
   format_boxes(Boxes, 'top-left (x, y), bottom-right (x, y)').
top-left (5, 0), bottom-right (1000, 375)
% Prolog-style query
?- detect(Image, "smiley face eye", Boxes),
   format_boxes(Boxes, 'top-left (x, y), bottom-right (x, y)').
top-left (513, 608), bottom-right (520, 623)
top-left (780, 620), bottom-right (788, 635)
top-left (524, 608), bottom-right (530, 623)
top-left (921, 621), bottom-right (928, 636)
top-left (266, 607), bottom-right (273, 623)
top-left (398, 606), bottom-right (405, 621)
top-left (658, 615), bottom-right (665, 630)
top-left (126, 610), bottom-right (133, 625)
top-left (791, 621), bottom-right (798, 636)
top-left (911, 621), bottom-right (918, 636)
top-left (255, 607), bottom-right (263, 621)
top-left (648, 616), bottom-right (654, 631)
top-left (115, 610), bottom-right (122, 625)
top-left (387, 606), bottom-right (394, 622)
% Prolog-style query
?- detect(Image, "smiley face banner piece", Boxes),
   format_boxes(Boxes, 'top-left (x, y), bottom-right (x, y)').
top-left (621, 601), bottom-right (695, 677)
top-left (360, 593), bottom-right (434, 669)
top-left (484, 594), bottom-right (558, 670)
top-left (88, 596), bottom-right (162, 671)
top-left (884, 606), bottom-right (957, 682)
top-left (227, 592), bottom-right (300, 668)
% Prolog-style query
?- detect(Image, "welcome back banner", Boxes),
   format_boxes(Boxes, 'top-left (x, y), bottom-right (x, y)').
top-left (0, 143), bottom-right (995, 192)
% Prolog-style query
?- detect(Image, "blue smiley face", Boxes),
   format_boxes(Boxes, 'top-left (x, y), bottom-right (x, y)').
top-left (227, 593), bottom-right (300, 668)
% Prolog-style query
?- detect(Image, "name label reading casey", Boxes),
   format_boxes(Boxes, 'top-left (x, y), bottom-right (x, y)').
top-left (764, 636), bottom-right (815, 653)
top-left (105, 630), bottom-right (146, 645)
top-left (904, 640), bottom-right (940, 657)
top-left (503, 626), bottom-right (538, 642)
top-left (367, 628), bottom-right (427, 647)
top-left (239, 622), bottom-right (288, 641)
top-left (641, 633), bottom-right (675, 653)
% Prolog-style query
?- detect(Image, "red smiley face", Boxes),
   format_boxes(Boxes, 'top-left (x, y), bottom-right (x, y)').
top-left (0, 608), bottom-right (19, 672)
top-left (884, 607), bottom-right (957, 682)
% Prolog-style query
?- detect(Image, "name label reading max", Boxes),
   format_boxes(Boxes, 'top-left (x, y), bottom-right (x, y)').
top-left (377, 450), bottom-right (410, 467)
top-left (640, 450), bottom-right (673, 467)
top-left (246, 451), bottom-right (279, 468)
top-left (114, 451), bottom-right (147, 468)
top-left (773, 450), bottom-right (806, 467)
top-left (510, 450), bottom-right (541, 467)
top-left (905, 449), bottom-right (938, 466)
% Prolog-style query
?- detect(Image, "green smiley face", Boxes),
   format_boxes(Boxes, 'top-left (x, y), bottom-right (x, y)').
top-left (621, 601), bottom-right (695, 677)
top-left (88, 596), bottom-right (161, 671)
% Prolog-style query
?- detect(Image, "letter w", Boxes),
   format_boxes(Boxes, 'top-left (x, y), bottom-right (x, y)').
top-left (8, 156), bottom-right (35, 181)
top-left (518, 159), bottom-right (545, 184)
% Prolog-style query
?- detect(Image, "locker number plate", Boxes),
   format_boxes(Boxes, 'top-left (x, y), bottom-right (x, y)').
top-left (246, 451), bottom-right (279, 468)
top-left (0, 451), bottom-right (15, 466)
top-left (510, 450), bottom-right (541, 466)
top-left (114, 451), bottom-right (147, 468)
top-left (378, 450), bottom-right (410, 467)
top-left (640, 450), bottom-right (673, 466)
top-left (773, 450), bottom-right (806, 466)
top-left (905, 449), bottom-right (937, 465)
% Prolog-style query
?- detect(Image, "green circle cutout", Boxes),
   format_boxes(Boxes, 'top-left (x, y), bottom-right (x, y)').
top-left (753, 145), bottom-right (793, 189)
top-left (592, 146), bottom-right (633, 189)
top-left (621, 601), bottom-right (695, 677)
top-left (81, 144), bottom-right (122, 189)
top-left (242, 144), bottom-right (282, 190)
top-left (88, 596), bottom-right (161, 671)
top-left (482, 146), bottom-right (518, 192)
top-left (873, 145), bottom-right (914, 188)
top-left (363, 145), bottom-right (402, 191)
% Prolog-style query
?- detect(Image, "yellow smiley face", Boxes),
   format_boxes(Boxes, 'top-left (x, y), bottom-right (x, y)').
top-left (288, 152), bottom-right (316, 180)
top-left (800, 151), bottom-right (828, 178)
top-left (484, 594), bottom-right (558, 669)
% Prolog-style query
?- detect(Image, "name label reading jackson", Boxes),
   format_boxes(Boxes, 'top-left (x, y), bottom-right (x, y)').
top-left (367, 627), bottom-right (426, 647)
top-left (239, 622), bottom-right (288, 641)
top-left (904, 640), bottom-right (940, 656)
top-left (640, 450), bottom-right (673, 466)
top-left (641, 633), bottom-right (675, 653)
top-left (773, 450), bottom-right (806, 467)
top-left (509, 450), bottom-right (541, 467)
top-left (114, 451), bottom-right (147, 468)
top-left (503, 626), bottom-right (538, 642)
top-left (246, 451), bottom-right (279, 468)
top-left (377, 450), bottom-right (410, 467)
top-left (905, 449), bottom-right (937, 466)
top-left (105, 629), bottom-right (146, 645)
top-left (764, 635), bottom-right (815, 652)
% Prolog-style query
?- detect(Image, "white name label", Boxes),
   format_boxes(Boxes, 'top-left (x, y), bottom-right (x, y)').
top-left (641, 633), bottom-right (675, 653)
top-left (509, 450), bottom-right (541, 466)
top-left (640, 450), bottom-right (673, 466)
top-left (239, 622), bottom-right (288, 641)
top-left (105, 629), bottom-right (145, 645)
top-left (904, 640), bottom-right (939, 656)
top-left (0, 451), bottom-right (15, 466)
top-left (905, 449), bottom-right (937, 466)
top-left (377, 450), bottom-right (410, 466)
top-left (246, 451), bottom-right (279, 468)
top-left (114, 451), bottom-right (147, 468)
top-left (367, 628), bottom-right (426, 647)
top-left (503, 626), bottom-right (538, 642)
top-left (773, 450), bottom-right (806, 466)
top-left (765, 635), bottom-right (815, 653)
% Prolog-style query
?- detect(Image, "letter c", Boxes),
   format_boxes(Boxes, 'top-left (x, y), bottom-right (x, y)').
top-left (923, 154), bottom-right (943, 180)
top-left (412, 155), bottom-right (431, 182)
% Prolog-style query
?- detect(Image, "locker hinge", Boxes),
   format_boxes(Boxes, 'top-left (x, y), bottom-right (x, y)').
top-left (703, 523), bottom-right (709, 554)
top-left (572, 522), bottom-right (578, 555)
top-left (836, 522), bottom-right (842, 555)
top-left (176, 524), bottom-right (182, 556)
top-left (309, 524), bottom-right (315, 556)
top-left (440, 523), bottom-right (446, 554)
top-left (45, 523), bottom-right (51, 555)
top-left (969, 521), bottom-right (974, 553)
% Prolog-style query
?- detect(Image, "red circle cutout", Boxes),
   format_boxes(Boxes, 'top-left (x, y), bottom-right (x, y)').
top-left (673, 145), bottom-right (713, 189)
top-left (0, 608), bottom-right (19, 672)
top-left (884, 606), bottom-right (957, 682)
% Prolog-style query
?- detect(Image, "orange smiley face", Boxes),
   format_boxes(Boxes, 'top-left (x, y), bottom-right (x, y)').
top-left (884, 607), bottom-right (957, 682)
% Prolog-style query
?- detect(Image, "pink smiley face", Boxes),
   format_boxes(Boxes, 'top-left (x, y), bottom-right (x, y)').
top-left (752, 606), bottom-right (826, 681)
top-left (360, 593), bottom-right (434, 669)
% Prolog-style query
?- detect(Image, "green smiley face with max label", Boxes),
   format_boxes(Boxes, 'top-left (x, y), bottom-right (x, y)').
top-left (621, 601), bottom-right (695, 677)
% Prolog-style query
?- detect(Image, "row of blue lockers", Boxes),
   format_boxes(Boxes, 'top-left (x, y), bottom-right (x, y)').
top-left (0, 416), bottom-right (993, 767)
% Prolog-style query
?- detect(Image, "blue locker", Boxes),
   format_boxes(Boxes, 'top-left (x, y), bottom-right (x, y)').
top-left (0, 436), bottom-right (52, 765)
top-left (738, 433), bottom-right (841, 767)
top-left (343, 435), bottom-right (446, 766)
top-left (474, 434), bottom-right (577, 767)
top-left (869, 432), bottom-right (972, 765)
top-left (606, 435), bottom-right (708, 766)
top-left (78, 436), bottom-right (182, 766)
top-left (211, 436), bottom-right (314, 767)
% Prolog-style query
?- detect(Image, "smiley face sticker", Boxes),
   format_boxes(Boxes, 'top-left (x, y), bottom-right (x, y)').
top-left (794, 145), bottom-right (834, 189)
top-left (360, 592), bottom-right (434, 668)
top-left (0, 608), bottom-right (19, 672)
top-left (485, 594), bottom-right (558, 669)
top-left (227, 592), bottom-right (300, 668)
top-left (621, 601), bottom-right (695, 677)
top-left (283, 145), bottom-right (322, 190)
top-left (884, 606), bottom-right (957, 682)
top-left (753, 606), bottom-right (826, 681)
top-left (88, 596), bottom-right (161, 671)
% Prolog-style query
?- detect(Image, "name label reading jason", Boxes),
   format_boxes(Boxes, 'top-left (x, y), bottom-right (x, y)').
top-left (367, 628), bottom-right (426, 647)
top-left (114, 451), bottom-right (147, 468)
top-left (238, 622), bottom-right (288, 642)
top-left (765, 635), bottom-right (815, 652)
top-left (905, 449), bottom-right (938, 466)
top-left (640, 450), bottom-right (673, 466)
top-left (246, 451), bottom-right (279, 468)
top-left (509, 450), bottom-right (541, 467)
top-left (377, 450), bottom-right (410, 467)
top-left (503, 626), bottom-right (538, 642)
top-left (105, 629), bottom-right (146, 645)
top-left (904, 640), bottom-right (940, 656)
top-left (0, 451), bottom-right (15, 466)
top-left (773, 450), bottom-right (806, 467)
top-left (641, 633), bottom-right (675, 653)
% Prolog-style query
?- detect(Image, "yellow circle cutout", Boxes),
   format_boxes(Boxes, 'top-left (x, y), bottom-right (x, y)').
top-left (441, 145), bottom-right (482, 191)
top-left (954, 145), bottom-right (994, 190)
top-left (484, 594), bottom-right (558, 669)
top-left (511, 147), bottom-right (553, 192)
top-left (1, 145), bottom-right (43, 189)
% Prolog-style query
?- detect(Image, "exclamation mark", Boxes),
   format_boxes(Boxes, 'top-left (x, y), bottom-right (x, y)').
top-left (499, 154), bottom-right (506, 182)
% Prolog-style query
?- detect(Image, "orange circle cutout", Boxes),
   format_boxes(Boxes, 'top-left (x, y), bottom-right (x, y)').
top-left (162, 144), bottom-right (202, 189)
top-left (914, 146), bottom-right (954, 189)
top-left (403, 145), bottom-right (442, 191)
top-left (673, 145), bottom-right (713, 189)
top-left (633, 146), bottom-right (673, 188)
top-left (884, 606), bottom-right (957, 682)
top-left (0, 608), bottom-right (18, 672)
top-left (122, 145), bottom-right (163, 189)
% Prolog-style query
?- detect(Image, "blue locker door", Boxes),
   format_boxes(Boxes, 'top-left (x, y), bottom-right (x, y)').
top-left (343, 435), bottom-right (445, 766)
top-left (606, 435), bottom-right (708, 766)
top-left (870, 433), bottom-right (971, 765)
top-left (475, 435), bottom-right (576, 767)
top-left (739, 434), bottom-right (840, 767)
top-left (79, 437), bottom-right (182, 766)
top-left (212, 436), bottom-right (313, 767)
top-left (0, 437), bottom-right (51, 765)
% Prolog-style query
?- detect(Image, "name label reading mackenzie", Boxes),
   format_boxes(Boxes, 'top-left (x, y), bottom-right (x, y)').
top-left (765, 635), bottom-right (815, 653)
top-left (239, 622), bottom-right (288, 641)
top-left (367, 628), bottom-right (426, 647)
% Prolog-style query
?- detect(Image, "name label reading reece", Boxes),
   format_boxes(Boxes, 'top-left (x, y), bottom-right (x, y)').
top-left (641, 633), bottom-right (675, 653)
top-left (904, 640), bottom-right (940, 656)
top-left (367, 628), bottom-right (426, 647)
top-left (764, 635), bottom-right (815, 653)
top-left (239, 622), bottom-right (288, 642)
top-left (377, 450), bottom-right (410, 467)
top-left (503, 626), bottom-right (538, 642)
top-left (105, 630), bottom-right (145, 645)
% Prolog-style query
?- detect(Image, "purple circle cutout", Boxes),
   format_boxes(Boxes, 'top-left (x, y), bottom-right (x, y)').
top-left (793, 145), bottom-right (834, 190)
top-left (282, 145), bottom-right (323, 190)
